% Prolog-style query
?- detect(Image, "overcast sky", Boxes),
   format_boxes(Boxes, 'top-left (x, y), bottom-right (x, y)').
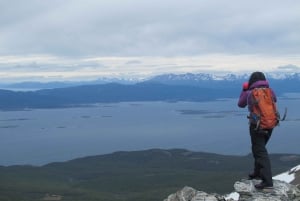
top-left (1, 0), bottom-right (300, 82)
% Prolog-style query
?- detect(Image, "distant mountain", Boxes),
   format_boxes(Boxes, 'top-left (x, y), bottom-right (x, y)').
top-left (147, 72), bottom-right (300, 95)
top-left (0, 149), bottom-right (299, 201)
top-left (147, 72), bottom-right (300, 87)
top-left (1, 72), bottom-right (300, 91)
top-left (149, 72), bottom-right (300, 83)
top-left (0, 82), bottom-right (239, 110)
top-left (0, 73), bottom-right (299, 110)
top-left (0, 77), bottom-right (139, 91)
top-left (148, 73), bottom-right (248, 83)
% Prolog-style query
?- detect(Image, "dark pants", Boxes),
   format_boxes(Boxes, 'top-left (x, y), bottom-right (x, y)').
top-left (250, 125), bottom-right (273, 186)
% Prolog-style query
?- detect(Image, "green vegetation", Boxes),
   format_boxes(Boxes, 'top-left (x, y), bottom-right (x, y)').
top-left (1, 149), bottom-right (299, 201)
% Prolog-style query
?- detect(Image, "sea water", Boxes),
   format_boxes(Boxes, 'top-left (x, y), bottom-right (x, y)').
top-left (0, 93), bottom-right (299, 166)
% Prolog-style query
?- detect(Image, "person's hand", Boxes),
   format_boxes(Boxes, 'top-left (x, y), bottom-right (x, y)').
top-left (242, 82), bottom-right (249, 91)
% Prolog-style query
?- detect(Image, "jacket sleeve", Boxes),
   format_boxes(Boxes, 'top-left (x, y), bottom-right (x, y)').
top-left (238, 90), bottom-right (249, 108)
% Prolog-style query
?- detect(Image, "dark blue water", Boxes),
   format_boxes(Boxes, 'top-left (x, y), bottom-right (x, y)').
top-left (0, 93), bottom-right (299, 166)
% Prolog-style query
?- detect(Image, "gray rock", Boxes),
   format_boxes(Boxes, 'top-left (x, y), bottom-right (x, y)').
top-left (164, 179), bottom-right (300, 201)
top-left (164, 186), bottom-right (225, 201)
top-left (164, 186), bottom-right (196, 201)
top-left (234, 179), bottom-right (300, 201)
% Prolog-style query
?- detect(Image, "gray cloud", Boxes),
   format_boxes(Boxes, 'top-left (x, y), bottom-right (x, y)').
top-left (277, 64), bottom-right (300, 71)
top-left (1, 0), bottom-right (300, 82)
top-left (1, 0), bottom-right (300, 57)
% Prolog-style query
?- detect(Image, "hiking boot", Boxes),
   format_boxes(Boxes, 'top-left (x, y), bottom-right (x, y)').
top-left (254, 182), bottom-right (273, 192)
top-left (248, 172), bottom-right (261, 180)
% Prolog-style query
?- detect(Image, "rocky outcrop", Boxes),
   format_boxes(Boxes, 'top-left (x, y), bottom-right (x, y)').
top-left (234, 179), bottom-right (300, 201)
top-left (164, 186), bottom-right (224, 201)
top-left (164, 179), bottom-right (300, 201)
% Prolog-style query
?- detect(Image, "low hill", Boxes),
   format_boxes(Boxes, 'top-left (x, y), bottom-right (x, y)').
top-left (1, 149), bottom-right (300, 201)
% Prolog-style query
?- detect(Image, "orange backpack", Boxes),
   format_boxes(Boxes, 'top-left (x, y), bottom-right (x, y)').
top-left (250, 87), bottom-right (279, 130)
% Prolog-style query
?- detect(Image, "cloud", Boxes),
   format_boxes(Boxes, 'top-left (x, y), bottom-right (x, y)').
top-left (1, 54), bottom-right (300, 83)
top-left (277, 64), bottom-right (300, 72)
top-left (1, 0), bottom-right (300, 57)
top-left (0, 0), bottom-right (300, 82)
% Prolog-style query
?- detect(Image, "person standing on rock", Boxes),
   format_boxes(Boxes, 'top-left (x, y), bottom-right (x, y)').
top-left (237, 71), bottom-right (276, 190)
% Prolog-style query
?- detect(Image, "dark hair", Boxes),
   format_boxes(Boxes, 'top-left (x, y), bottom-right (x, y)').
top-left (248, 71), bottom-right (266, 87)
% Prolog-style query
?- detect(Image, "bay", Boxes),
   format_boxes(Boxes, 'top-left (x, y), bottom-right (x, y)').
top-left (0, 93), bottom-right (299, 166)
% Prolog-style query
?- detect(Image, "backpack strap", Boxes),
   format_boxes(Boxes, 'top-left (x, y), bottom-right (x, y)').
top-left (280, 107), bottom-right (288, 121)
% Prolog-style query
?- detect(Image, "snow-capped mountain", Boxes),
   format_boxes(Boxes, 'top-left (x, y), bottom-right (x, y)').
top-left (149, 73), bottom-right (247, 82)
top-left (1, 72), bottom-right (300, 92)
top-left (149, 72), bottom-right (300, 83)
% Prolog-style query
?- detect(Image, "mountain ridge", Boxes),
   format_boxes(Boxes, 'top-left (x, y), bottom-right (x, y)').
top-left (1, 148), bottom-right (300, 201)
top-left (1, 73), bottom-right (300, 110)
top-left (0, 82), bottom-right (239, 110)
top-left (1, 72), bottom-right (300, 91)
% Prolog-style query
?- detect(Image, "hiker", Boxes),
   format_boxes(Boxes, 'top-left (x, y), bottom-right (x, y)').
top-left (238, 71), bottom-right (276, 190)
